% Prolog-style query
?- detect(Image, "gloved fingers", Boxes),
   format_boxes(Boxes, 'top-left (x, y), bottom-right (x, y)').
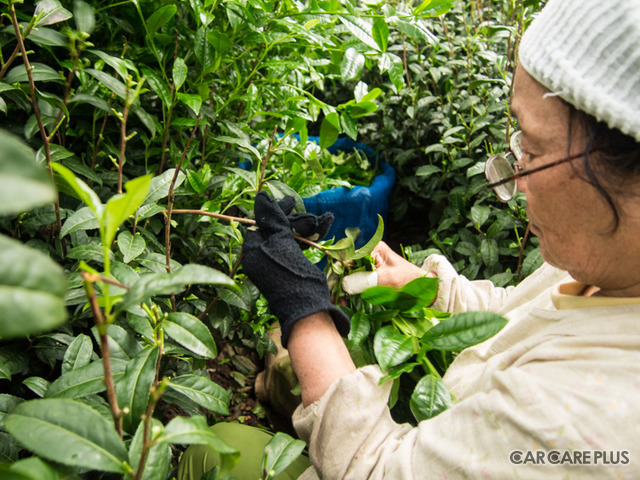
top-left (315, 212), bottom-right (334, 240)
top-left (277, 195), bottom-right (296, 216)
top-left (288, 211), bottom-right (334, 240)
top-left (289, 213), bottom-right (320, 238)
top-left (342, 271), bottom-right (379, 295)
top-left (253, 191), bottom-right (291, 235)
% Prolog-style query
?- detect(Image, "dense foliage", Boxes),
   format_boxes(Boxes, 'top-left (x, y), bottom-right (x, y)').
top-left (0, 0), bottom-right (544, 478)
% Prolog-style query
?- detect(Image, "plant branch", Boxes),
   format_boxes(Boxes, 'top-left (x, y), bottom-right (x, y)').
top-left (9, 4), bottom-right (62, 234)
top-left (117, 100), bottom-right (131, 194)
top-left (82, 272), bottom-right (124, 438)
top-left (257, 126), bottom-right (278, 192)
top-left (168, 209), bottom-right (324, 250)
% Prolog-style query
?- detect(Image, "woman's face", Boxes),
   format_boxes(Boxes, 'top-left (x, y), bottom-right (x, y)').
top-left (511, 65), bottom-right (640, 296)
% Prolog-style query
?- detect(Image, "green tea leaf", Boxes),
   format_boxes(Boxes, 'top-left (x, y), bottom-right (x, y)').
top-left (22, 377), bottom-right (50, 397)
top-left (0, 130), bottom-right (57, 215)
top-left (51, 163), bottom-right (103, 216)
top-left (372, 17), bottom-right (389, 52)
top-left (341, 47), bottom-right (365, 82)
top-left (61, 334), bottom-right (94, 374)
top-left (147, 4), bottom-right (177, 34)
top-left (103, 174), bottom-right (152, 247)
top-left (117, 230), bottom-right (146, 263)
top-left (60, 206), bottom-right (99, 237)
top-left (74, 0), bottom-right (95, 34)
top-left (410, 374), bottom-right (452, 421)
top-left (263, 432), bottom-right (306, 480)
top-left (167, 375), bottom-right (230, 414)
top-left (116, 346), bottom-right (160, 433)
top-left (420, 311), bottom-right (508, 351)
top-left (141, 67), bottom-right (172, 107)
top-left (4, 63), bottom-right (63, 83)
top-left (85, 68), bottom-right (127, 100)
top-left (352, 215), bottom-right (384, 259)
top-left (129, 419), bottom-right (171, 480)
top-left (4, 399), bottom-right (128, 473)
top-left (162, 313), bottom-right (217, 359)
top-left (143, 168), bottom-right (185, 204)
top-left (158, 416), bottom-right (239, 473)
top-left (373, 325), bottom-right (414, 371)
top-left (319, 112), bottom-right (340, 149)
top-left (45, 358), bottom-right (127, 398)
top-left (339, 15), bottom-right (380, 51)
top-left (347, 311), bottom-right (371, 350)
top-left (177, 92), bottom-right (202, 115)
top-left (173, 57), bottom-right (188, 91)
top-left (116, 264), bottom-right (235, 314)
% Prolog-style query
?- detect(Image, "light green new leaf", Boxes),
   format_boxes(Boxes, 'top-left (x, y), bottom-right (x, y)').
top-left (143, 168), bottom-right (185, 204)
top-left (420, 311), bottom-right (508, 351)
top-left (167, 375), bottom-right (229, 415)
top-left (60, 206), bottom-right (99, 237)
top-left (163, 313), bottom-right (217, 359)
top-left (374, 325), bottom-right (414, 372)
top-left (45, 358), bottom-right (127, 398)
top-left (116, 346), bottom-right (159, 434)
top-left (0, 130), bottom-right (57, 215)
top-left (51, 163), bottom-right (103, 216)
top-left (263, 432), bottom-right (306, 480)
top-left (117, 230), bottom-right (146, 263)
top-left (103, 175), bottom-right (152, 247)
top-left (157, 416), bottom-right (239, 473)
top-left (62, 334), bottom-right (94, 374)
top-left (410, 374), bottom-right (452, 421)
top-left (116, 264), bottom-right (235, 314)
top-left (4, 399), bottom-right (128, 473)
top-left (173, 57), bottom-right (188, 91)
top-left (352, 215), bottom-right (384, 260)
top-left (146, 4), bottom-right (177, 35)
top-left (129, 419), bottom-right (170, 480)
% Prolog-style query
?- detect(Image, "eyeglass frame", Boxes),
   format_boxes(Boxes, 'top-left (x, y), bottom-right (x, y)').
top-left (485, 130), bottom-right (590, 202)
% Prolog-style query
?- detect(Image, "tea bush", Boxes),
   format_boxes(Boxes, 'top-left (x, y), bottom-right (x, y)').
top-left (0, 0), bottom-right (541, 478)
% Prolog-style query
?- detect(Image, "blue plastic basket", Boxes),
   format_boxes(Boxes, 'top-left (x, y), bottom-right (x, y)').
top-left (302, 137), bottom-right (395, 248)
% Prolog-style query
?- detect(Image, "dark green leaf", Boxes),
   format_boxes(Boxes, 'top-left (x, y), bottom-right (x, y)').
top-left (116, 346), bottom-right (159, 433)
top-left (0, 130), bottom-right (57, 215)
top-left (163, 313), bottom-right (217, 359)
top-left (319, 112), bottom-right (340, 149)
top-left (74, 0), bottom-right (96, 34)
top-left (410, 374), bottom-right (452, 421)
top-left (167, 375), bottom-right (230, 414)
top-left (129, 419), bottom-right (171, 480)
top-left (46, 359), bottom-right (127, 398)
top-left (373, 325), bottom-right (414, 371)
top-left (22, 376), bottom-right (51, 397)
top-left (4, 399), bottom-right (128, 473)
top-left (117, 230), bottom-right (146, 263)
top-left (117, 264), bottom-right (234, 314)
top-left (146, 4), bottom-right (177, 34)
top-left (420, 312), bottom-right (508, 351)
top-left (4, 63), bottom-right (63, 83)
top-left (60, 206), bottom-right (99, 237)
top-left (263, 432), bottom-right (306, 480)
top-left (143, 168), bottom-right (185, 204)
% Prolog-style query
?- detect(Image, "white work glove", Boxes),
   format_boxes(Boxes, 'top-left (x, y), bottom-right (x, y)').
top-left (341, 271), bottom-right (378, 295)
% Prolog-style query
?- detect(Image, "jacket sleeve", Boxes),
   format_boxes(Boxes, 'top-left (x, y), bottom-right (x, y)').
top-left (424, 255), bottom-right (567, 315)
top-left (293, 362), bottom-right (635, 480)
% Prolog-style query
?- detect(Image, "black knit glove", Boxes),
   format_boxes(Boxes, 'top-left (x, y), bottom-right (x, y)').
top-left (242, 192), bottom-right (350, 347)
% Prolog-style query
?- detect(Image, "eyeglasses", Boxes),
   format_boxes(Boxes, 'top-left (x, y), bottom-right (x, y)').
top-left (484, 130), bottom-right (588, 202)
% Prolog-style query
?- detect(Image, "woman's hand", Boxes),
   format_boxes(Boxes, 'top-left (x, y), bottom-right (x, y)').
top-left (342, 241), bottom-right (431, 294)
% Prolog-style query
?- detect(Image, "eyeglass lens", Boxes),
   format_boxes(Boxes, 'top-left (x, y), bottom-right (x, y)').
top-left (485, 153), bottom-right (517, 201)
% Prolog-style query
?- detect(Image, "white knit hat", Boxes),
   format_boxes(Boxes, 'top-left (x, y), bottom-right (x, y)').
top-left (518, 0), bottom-right (640, 142)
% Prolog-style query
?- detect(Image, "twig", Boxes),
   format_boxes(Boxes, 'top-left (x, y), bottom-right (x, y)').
top-left (82, 272), bottom-right (124, 437)
top-left (117, 101), bottom-right (131, 194)
top-left (9, 5), bottom-right (62, 234)
top-left (157, 31), bottom-right (179, 174)
top-left (168, 209), bottom-right (324, 249)
top-left (257, 126), bottom-right (278, 192)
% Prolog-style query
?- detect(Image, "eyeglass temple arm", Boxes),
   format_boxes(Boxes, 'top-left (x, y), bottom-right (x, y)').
top-left (486, 151), bottom-right (588, 189)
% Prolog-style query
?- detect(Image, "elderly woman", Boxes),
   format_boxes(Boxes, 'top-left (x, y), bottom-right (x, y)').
top-left (184, 0), bottom-right (640, 478)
